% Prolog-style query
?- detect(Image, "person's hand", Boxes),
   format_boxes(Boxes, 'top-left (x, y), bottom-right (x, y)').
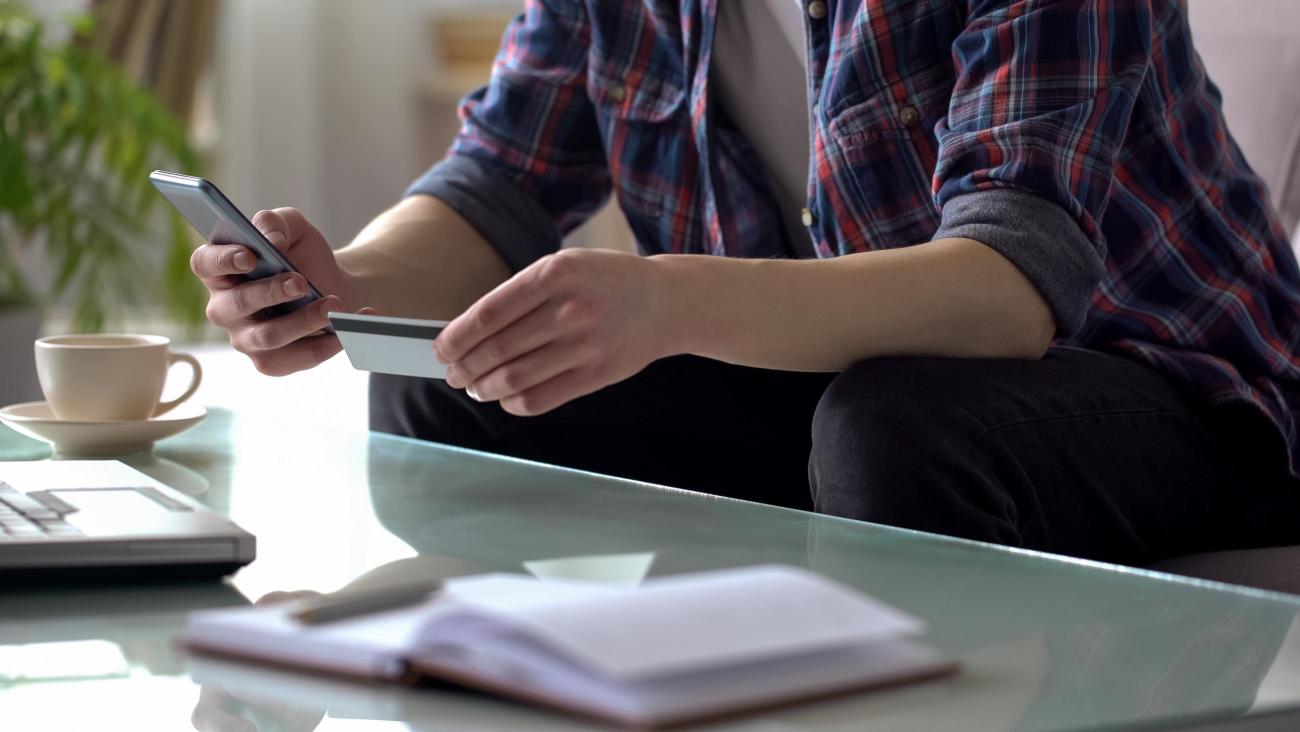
top-left (436, 248), bottom-right (675, 416)
top-left (190, 207), bottom-right (367, 376)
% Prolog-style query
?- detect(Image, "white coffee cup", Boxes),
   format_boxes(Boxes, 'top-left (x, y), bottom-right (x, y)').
top-left (34, 334), bottom-right (203, 422)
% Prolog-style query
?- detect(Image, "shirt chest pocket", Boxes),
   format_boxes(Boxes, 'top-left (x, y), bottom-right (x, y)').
top-left (586, 51), bottom-right (689, 250)
top-left (822, 62), bottom-right (953, 247)
top-left (587, 66), bottom-right (685, 122)
top-left (826, 61), bottom-right (950, 166)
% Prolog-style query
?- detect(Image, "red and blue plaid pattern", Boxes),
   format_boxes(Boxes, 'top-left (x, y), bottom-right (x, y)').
top-left (445, 0), bottom-right (1300, 478)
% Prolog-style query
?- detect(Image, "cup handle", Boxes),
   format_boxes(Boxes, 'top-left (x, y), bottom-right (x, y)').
top-left (153, 352), bottom-right (203, 418)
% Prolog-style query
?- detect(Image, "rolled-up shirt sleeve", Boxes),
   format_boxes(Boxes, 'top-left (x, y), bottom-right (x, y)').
top-left (933, 0), bottom-right (1154, 336)
top-left (406, 0), bottom-right (611, 273)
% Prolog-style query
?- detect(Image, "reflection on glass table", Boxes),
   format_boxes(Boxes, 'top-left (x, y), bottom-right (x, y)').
top-left (2, 409), bottom-right (1300, 731)
top-left (0, 640), bottom-right (130, 685)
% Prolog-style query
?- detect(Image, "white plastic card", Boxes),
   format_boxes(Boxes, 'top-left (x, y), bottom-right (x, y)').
top-left (329, 312), bottom-right (449, 379)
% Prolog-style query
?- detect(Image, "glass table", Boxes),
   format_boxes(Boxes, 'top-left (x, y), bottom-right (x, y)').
top-left (2, 408), bottom-right (1299, 731)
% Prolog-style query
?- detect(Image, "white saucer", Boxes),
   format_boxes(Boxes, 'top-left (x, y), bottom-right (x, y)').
top-left (0, 401), bottom-right (207, 457)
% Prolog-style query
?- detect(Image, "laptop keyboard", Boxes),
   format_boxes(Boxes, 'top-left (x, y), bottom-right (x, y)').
top-left (0, 482), bottom-right (83, 540)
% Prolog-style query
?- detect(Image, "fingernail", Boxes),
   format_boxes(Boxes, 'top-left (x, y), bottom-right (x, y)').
top-left (234, 251), bottom-right (253, 271)
top-left (444, 364), bottom-right (464, 388)
top-left (466, 385), bottom-right (482, 402)
top-left (284, 278), bottom-right (303, 297)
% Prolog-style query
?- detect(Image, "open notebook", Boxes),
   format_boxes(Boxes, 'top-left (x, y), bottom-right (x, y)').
top-left (185, 565), bottom-right (957, 727)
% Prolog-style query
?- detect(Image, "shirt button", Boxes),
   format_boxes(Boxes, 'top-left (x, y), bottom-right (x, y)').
top-left (807, 1), bottom-right (828, 20)
top-left (607, 84), bottom-right (627, 103)
top-left (898, 105), bottom-right (920, 127)
top-left (800, 207), bottom-right (815, 227)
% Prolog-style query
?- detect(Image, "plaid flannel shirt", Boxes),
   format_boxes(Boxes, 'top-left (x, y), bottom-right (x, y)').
top-left (409, 0), bottom-right (1300, 480)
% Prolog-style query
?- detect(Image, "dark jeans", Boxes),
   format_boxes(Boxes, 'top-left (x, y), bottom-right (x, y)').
top-left (369, 347), bottom-right (1300, 565)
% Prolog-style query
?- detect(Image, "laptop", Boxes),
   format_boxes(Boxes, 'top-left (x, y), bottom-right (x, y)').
top-left (0, 460), bottom-right (255, 581)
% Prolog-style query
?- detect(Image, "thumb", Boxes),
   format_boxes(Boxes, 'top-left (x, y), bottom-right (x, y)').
top-left (250, 209), bottom-right (290, 252)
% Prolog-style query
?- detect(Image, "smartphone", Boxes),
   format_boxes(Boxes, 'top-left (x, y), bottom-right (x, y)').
top-left (149, 170), bottom-right (330, 330)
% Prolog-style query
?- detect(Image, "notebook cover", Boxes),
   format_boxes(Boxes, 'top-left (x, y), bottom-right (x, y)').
top-left (414, 652), bottom-right (959, 729)
top-left (184, 639), bottom-right (958, 729)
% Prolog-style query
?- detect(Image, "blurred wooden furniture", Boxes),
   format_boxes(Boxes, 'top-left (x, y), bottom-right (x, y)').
top-left (88, 0), bottom-right (218, 126)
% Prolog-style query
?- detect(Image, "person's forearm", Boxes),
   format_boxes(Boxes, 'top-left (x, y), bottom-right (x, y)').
top-left (656, 237), bottom-right (1056, 371)
top-left (336, 195), bottom-right (510, 319)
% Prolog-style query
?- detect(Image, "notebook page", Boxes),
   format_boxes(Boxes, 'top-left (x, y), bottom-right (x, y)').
top-left (422, 565), bottom-right (924, 681)
top-left (411, 614), bottom-right (950, 726)
top-left (624, 637), bottom-right (954, 724)
top-left (183, 574), bottom-right (603, 679)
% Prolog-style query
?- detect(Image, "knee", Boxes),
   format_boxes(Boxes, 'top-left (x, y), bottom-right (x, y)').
top-left (811, 359), bottom-right (928, 520)
top-left (809, 358), bottom-right (989, 529)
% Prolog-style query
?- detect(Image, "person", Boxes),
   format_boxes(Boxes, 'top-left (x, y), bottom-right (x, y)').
top-left (190, 0), bottom-right (1300, 565)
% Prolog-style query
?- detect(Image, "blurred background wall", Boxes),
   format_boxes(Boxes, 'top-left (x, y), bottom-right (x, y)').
top-left (208, 0), bottom-right (628, 251)
top-left (211, 0), bottom-right (433, 247)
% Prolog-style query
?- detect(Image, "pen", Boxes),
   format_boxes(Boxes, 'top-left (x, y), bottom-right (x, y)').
top-left (292, 579), bottom-right (444, 625)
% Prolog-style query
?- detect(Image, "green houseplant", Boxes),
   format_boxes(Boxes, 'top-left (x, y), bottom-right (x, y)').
top-left (0, 1), bottom-right (205, 333)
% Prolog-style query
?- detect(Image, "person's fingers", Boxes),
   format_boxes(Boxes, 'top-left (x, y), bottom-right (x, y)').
top-left (190, 244), bottom-right (254, 284)
top-left (250, 208), bottom-right (290, 251)
top-left (251, 207), bottom-right (315, 253)
top-left (464, 341), bottom-right (587, 404)
top-left (436, 254), bottom-right (576, 363)
top-left (208, 274), bottom-right (312, 325)
top-left (444, 302), bottom-right (561, 389)
top-left (246, 333), bottom-right (343, 377)
top-left (233, 297), bottom-right (340, 354)
top-left (498, 366), bottom-right (600, 417)
top-left (271, 207), bottom-right (314, 246)
top-left (437, 288), bottom-right (549, 365)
